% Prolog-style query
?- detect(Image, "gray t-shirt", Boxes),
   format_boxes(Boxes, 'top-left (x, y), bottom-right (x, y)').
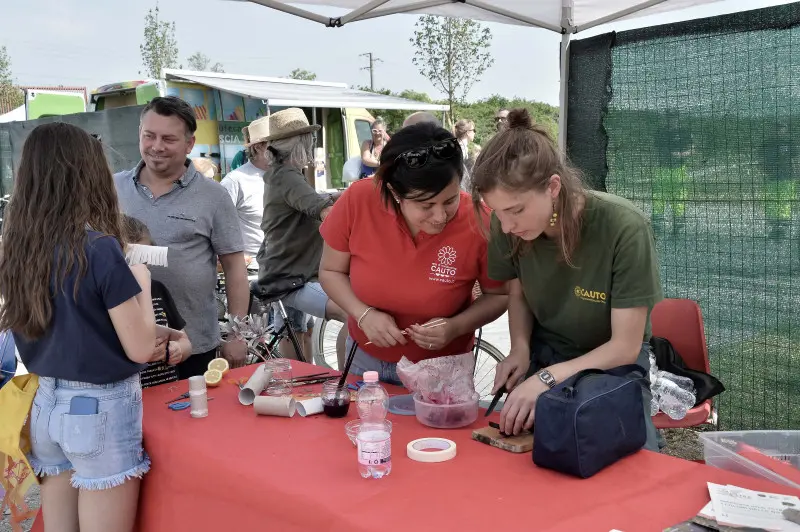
top-left (114, 160), bottom-right (244, 354)
top-left (256, 164), bottom-right (334, 286)
top-left (220, 161), bottom-right (265, 256)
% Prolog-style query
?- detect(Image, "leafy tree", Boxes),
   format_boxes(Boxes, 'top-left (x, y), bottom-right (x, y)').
top-left (356, 86), bottom-right (434, 133)
top-left (288, 69), bottom-right (317, 81)
top-left (139, 5), bottom-right (179, 78)
top-left (358, 86), bottom-right (558, 145)
top-left (186, 52), bottom-right (224, 73)
top-left (410, 16), bottom-right (494, 118)
top-left (0, 46), bottom-right (23, 111)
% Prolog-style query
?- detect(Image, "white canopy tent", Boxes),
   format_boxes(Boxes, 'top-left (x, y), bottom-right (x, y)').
top-left (164, 69), bottom-right (449, 111)
top-left (241, 0), bottom-right (724, 147)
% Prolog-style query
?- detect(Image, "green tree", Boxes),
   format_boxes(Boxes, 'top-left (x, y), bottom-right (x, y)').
top-left (0, 46), bottom-right (23, 111)
top-left (356, 86), bottom-right (557, 144)
top-left (410, 16), bottom-right (494, 120)
top-left (288, 69), bottom-right (317, 81)
top-left (357, 86), bottom-right (435, 133)
top-left (139, 5), bottom-right (179, 78)
top-left (186, 51), bottom-right (224, 73)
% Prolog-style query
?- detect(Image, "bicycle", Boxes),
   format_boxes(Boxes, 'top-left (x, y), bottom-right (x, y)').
top-left (310, 317), bottom-right (505, 402)
top-left (216, 270), bottom-right (305, 364)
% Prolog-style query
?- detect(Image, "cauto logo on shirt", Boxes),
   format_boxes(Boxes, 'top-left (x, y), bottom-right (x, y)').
top-left (430, 245), bottom-right (458, 284)
top-left (574, 285), bottom-right (607, 304)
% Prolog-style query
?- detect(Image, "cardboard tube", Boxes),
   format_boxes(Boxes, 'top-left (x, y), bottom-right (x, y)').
top-left (188, 375), bottom-right (206, 392)
top-left (254, 395), bottom-right (296, 417)
top-left (190, 389), bottom-right (208, 418)
top-left (296, 397), bottom-right (324, 417)
top-left (238, 365), bottom-right (273, 406)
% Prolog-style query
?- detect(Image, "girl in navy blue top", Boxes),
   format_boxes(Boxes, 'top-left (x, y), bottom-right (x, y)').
top-left (0, 123), bottom-right (156, 532)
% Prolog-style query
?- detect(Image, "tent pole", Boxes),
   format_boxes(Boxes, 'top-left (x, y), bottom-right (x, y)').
top-left (356, 0), bottom-right (455, 22)
top-left (337, 0), bottom-right (391, 25)
top-left (578, 0), bottom-right (669, 32)
top-left (466, 0), bottom-right (562, 32)
top-left (247, 0), bottom-right (332, 26)
top-left (557, 1), bottom-right (574, 152)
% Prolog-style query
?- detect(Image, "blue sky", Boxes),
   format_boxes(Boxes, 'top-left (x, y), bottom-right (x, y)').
top-left (0, 0), bottom-right (791, 106)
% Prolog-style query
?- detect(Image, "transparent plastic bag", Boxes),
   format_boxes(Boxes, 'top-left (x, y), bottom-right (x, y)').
top-left (648, 350), bottom-right (697, 419)
top-left (396, 353), bottom-right (476, 404)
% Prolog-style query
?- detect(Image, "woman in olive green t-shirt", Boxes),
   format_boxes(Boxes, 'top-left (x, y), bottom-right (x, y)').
top-left (471, 109), bottom-right (663, 451)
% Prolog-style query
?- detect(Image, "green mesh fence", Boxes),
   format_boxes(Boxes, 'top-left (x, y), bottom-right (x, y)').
top-left (568, 3), bottom-right (800, 430)
top-left (0, 128), bottom-right (11, 196)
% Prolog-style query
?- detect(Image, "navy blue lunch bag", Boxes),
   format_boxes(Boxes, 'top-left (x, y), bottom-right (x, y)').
top-left (532, 364), bottom-right (648, 478)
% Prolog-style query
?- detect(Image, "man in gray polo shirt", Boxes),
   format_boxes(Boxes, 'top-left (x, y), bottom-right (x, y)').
top-left (115, 96), bottom-right (250, 378)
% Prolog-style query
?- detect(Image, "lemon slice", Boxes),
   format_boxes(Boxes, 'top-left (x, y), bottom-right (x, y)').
top-left (208, 358), bottom-right (229, 375)
top-left (204, 369), bottom-right (223, 387)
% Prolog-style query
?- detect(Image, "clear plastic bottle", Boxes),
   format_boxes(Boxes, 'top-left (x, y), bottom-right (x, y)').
top-left (356, 371), bottom-right (389, 423)
top-left (357, 420), bottom-right (392, 479)
top-left (356, 371), bottom-right (391, 478)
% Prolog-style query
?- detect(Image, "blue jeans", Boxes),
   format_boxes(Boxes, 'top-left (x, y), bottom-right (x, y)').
top-left (347, 337), bottom-right (403, 386)
top-left (28, 373), bottom-right (150, 490)
top-left (272, 282), bottom-right (329, 333)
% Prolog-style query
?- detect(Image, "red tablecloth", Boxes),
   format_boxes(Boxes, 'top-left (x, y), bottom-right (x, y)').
top-left (33, 362), bottom-right (800, 532)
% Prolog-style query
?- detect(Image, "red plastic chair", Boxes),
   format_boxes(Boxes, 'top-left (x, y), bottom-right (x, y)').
top-left (650, 298), bottom-right (714, 429)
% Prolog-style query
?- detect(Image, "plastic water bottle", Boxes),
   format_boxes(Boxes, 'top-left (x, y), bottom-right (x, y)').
top-left (356, 371), bottom-right (391, 478)
top-left (357, 420), bottom-right (392, 479)
top-left (357, 371), bottom-right (388, 423)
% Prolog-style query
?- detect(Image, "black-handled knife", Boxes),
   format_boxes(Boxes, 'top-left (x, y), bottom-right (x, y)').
top-left (484, 385), bottom-right (507, 417)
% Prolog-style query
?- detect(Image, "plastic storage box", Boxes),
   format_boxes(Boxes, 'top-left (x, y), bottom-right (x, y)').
top-left (413, 393), bottom-right (479, 429)
top-left (699, 430), bottom-right (800, 489)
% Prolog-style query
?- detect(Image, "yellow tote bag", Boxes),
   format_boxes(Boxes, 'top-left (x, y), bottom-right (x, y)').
top-left (0, 373), bottom-right (40, 532)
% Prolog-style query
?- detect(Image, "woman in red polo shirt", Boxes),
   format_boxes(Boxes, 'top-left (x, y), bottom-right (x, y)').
top-left (319, 122), bottom-right (508, 384)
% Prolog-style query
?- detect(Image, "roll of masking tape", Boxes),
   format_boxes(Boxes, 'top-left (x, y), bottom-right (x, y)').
top-left (406, 438), bottom-right (457, 463)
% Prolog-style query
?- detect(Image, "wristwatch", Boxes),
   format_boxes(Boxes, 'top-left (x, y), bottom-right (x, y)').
top-left (536, 369), bottom-right (557, 389)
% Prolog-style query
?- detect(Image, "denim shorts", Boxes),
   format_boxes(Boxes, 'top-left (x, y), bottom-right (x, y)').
top-left (272, 282), bottom-right (328, 333)
top-left (28, 373), bottom-right (150, 490)
top-left (347, 337), bottom-right (403, 386)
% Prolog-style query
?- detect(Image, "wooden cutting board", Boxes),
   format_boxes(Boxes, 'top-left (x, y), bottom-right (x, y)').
top-left (472, 425), bottom-right (534, 453)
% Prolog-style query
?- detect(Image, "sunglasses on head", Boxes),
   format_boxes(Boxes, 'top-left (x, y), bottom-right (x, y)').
top-left (395, 138), bottom-right (460, 169)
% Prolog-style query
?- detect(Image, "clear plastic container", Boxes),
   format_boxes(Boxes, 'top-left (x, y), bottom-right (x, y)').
top-left (413, 392), bottom-right (479, 429)
top-left (699, 430), bottom-right (800, 489)
top-left (356, 371), bottom-right (388, 424)
top-left (264, 359), bottom-right (292, 396)
top-left (357, 420), bottom-right (392, 479)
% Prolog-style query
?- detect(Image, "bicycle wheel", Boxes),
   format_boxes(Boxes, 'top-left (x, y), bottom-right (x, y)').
top-left (474, 339), bottom-right (505, 402)
top-left (311, 317), bottom-right (344, 370)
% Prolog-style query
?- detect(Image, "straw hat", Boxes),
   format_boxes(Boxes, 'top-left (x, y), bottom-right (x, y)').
top-left (260, 108), bottom-right (320, 143)
top-left (244, 116), bottom-right (269, 147)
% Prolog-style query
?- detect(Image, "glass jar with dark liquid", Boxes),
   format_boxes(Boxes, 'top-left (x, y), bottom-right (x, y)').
top-left (321, 380), bottom-right (351, 418)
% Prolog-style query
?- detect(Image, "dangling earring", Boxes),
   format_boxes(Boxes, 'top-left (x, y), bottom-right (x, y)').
top-left (549, 203), bottom-right (558, 227)
top-left (394, 196), bottom-right (400, 204)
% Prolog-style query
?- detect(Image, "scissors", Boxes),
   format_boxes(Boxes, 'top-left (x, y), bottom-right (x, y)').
top-left (168, 398), bottom-right (215, 411)
top-left (346, 380), bottom-right (366, 391)
top-left (484, 385), bottom-right (507, 417)
top-left (165, 392), bottom-right (189, 404)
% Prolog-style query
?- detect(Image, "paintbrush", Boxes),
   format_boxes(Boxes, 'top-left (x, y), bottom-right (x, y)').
top-left (337, 340), bottom-right (360, 389)
top-left (292, 377), bottom-right (338, 387)
top-left (292, 372), bottom-right (336, 383)
top-left (364, 319), bottom-right (446, 346)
